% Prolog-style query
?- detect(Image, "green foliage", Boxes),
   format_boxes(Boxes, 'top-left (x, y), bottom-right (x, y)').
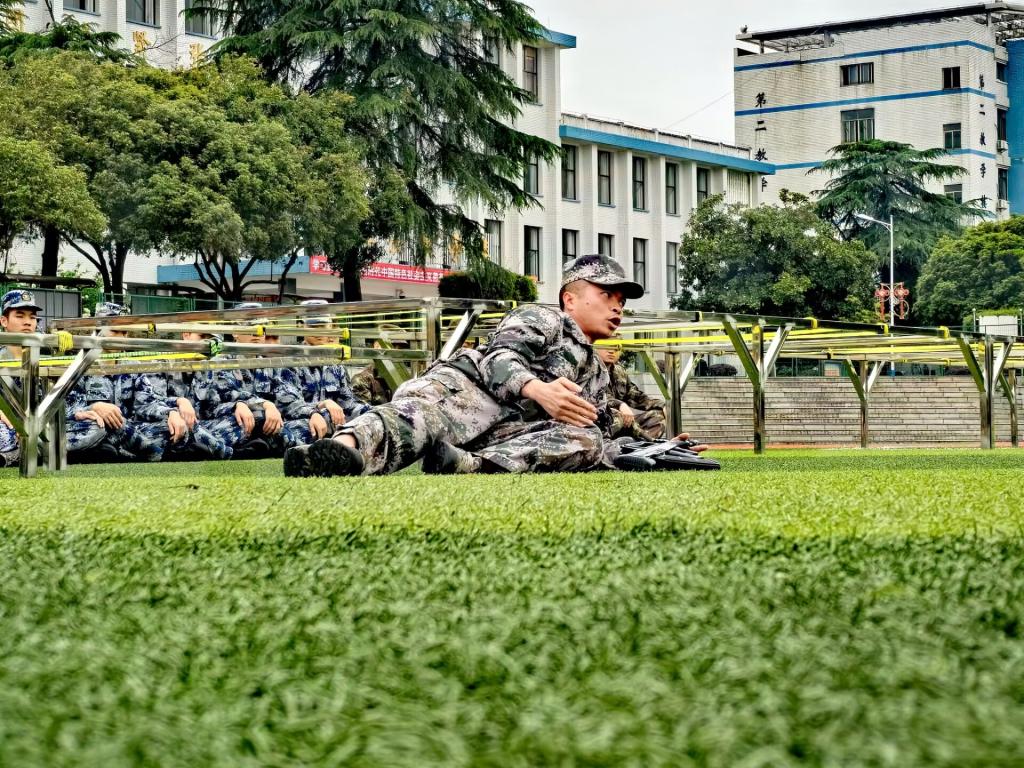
top-left (915, 217), bottom-right (1024, 326)
top-left (0, 135), bottom-right (105, 269)
top-left (0, 0), bottom-right (21, 35)
top-left (194, 0), bottom-right (561, 295)
top-left (0, 16), bottom-right (133, 64)
top-left (812, 140), bottom-right (987, 298)
top-left (3, 450), bottom-right (1024, 765)
top-left (438, 258), bottom-right (538, 301)
top-left (671, 194), bottom-right (878, 321)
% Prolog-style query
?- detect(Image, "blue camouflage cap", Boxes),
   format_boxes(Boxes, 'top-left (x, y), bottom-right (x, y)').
top-left (299, 299), bottom-right (331, 327)
top-left (560, 254), bottom-right (644, 300)
top-left (94, 301), bottom-right (128, 318)
top-left (2, 289), bottom-right (42, 315)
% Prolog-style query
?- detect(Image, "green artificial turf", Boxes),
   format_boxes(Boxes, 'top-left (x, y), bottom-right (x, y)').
top-left (2, 449), bottom-right (1024, 766)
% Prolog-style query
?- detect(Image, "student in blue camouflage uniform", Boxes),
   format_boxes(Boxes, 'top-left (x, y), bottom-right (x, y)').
top-left (0, 290), bottom-right (42, 467)
top-left (285, 255), bottom-right (644, 477)
top-left (284, 299), bottom-right (369, 435)
top-left (66, 303), bottom-right (186, 462)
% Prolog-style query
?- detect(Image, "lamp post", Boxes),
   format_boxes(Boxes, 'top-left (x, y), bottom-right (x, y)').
top-left (854, 213), bottom-right (895, 327)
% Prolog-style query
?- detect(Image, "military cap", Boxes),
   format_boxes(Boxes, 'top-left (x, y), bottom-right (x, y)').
top-left (234, 302), bottom-right (268, 327)
top-left (94, 301), bottom-right (129, 318)
top-left (560, 254), bottom-right (644, 300)
top-left (2, 289), bottom-right (42, 315)
top-left (299, 298), bottom-right (331, 327)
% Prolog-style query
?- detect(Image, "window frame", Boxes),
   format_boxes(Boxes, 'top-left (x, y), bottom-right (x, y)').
top-left (485, 219), bottom-right (502, 265)
top-left (483, 35), bottom-right (501, 66)
top-left (997, 61), bottom-right (1008, 83)
top-left (841, 108), bottom-right (875, 143)
top-left (943, 122), bottom-right (962, 150)
top-left (696, 167), bottom-right (710, 204)
top-left (632, 156), bottom-right (647, 211)
top-left (665, 242), bottom-right (678, 296)
top-left (942, 66), bottom-right (961, 90)
top-left (998, 108), bottom-right (1008, 142)
top-left (524, 226), bottom-right (541, 279)
top-left (561, 145), bottom-right (578, 201)
top-left (524, 154), bottom-right (540, 196)
top-left (522, 45), bottom-right (539, 103)
top-left (840, 62), bottom-right (874, 87)
top-left (632, 238), bottom-right (647, 293)
top-left (598, 233), bottom-right (614, 258)
top-left (597, 150), bottom-right (613, 205)
top-left (562, 229), bottom-right (578, 264)
top-left (64, 0), bottom-right (99, 13)
top-left (999, 167), bottom-right (1009, 201)
top-left (127, 0), bottom-right (160, 25)
top-left (944, 183), bottom-right (963, 204)
top-left (184, 0), bottom-right (215, 36)
top-left (665, 162), bottom-right (679, 215)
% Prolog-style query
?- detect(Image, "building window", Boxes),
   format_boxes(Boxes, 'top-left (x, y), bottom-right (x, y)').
top-left (561, 145), bottom-right (577, 201)
top-left (696, 167), bottom-right (710, 203)
top-left (840, 62), bottom-right (874, 86)
top-left (997, 61), bottom-right (1008, 83)
top-left (598, 150), bottom-right (613, 205)
top-left (485, 219), bottom-right (502, 265)
top-left (127, 0), bottom-right (160, 24)
top-left (944, 184), bottom-right (963, 203)
top-left (632, 156), bottom-right (647, 210)
top-left (942, 66), bottom-right (961, 90)
top-left (632, 239), bottom-right (647, 292)
top-left (598, 233), bottom-right (614, 258)
top-left (665, 242), bottom-right (678, 296)
top-left (524, 226), bottom-right (541, 278)
top-left (998, 108), bottom-right (1008, 142)
top-left (523, 45), bottom-right (539, 102)
top-left (841, 108), bottom-right (875, 143)
top-left (999, 167), bottom-right (1009, 201)
top-left (184, 0), bottom-right (214, 36)
top-left (943, 123), bottom-right (962, 150)
top-left (562, 229), bottom-right (578, 264)
top-left (65, 0), bottom-right (98, 12)
top-left (483, 35), bottom-right (501, 66)
top-left (524, 154), bottom-right (539, 195)
top-left (665, 162), bottom-right (679, 215)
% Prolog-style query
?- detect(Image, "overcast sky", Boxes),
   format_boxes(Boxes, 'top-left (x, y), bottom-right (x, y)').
top-left (526, 0), bottom-right (967, 145)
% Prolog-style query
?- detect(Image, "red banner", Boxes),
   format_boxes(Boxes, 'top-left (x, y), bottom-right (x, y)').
top-left (308, 254), bottom-right (450, 285)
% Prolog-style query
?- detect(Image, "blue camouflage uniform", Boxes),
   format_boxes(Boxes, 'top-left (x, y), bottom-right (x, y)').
top-left (66, 372), bottom-right (174, 461)
top-left (1, 290), bottom-right (45, 467)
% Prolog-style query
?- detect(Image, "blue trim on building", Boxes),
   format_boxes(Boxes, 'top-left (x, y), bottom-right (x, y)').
top-left (736, 87), bottom-right (995, 116)
top-left (559, 125), bottom-right (775, 174)
top-left (157, 254), bottom-right (312, 284)
top-left (735, 39), bottom-right (995, 72)
top-left (1008, 40), bottom-right (1024, 214)
top-left (539, 28), bottom-right (576, 48)
top-left (773, 147), bottom-right (997, 172)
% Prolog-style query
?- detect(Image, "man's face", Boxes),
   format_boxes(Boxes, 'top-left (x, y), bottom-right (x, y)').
top-left (304, 331), bottom-right (333, 346)
top-left (1, 309), bottom-right (38, 334)
top-left (182, 332), bottom-right (206, 342)
top-left (597, 347), bottom-right (622, 366)
top-left (562, 281), bottom-right (625, 341)
top-left (233, 333), bottom-right (261, 345)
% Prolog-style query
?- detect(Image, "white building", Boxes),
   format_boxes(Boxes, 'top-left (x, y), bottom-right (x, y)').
top-left (8, 5), bottom-right (770, 310)
top-left (735, 2), bottom-right (1024, 217)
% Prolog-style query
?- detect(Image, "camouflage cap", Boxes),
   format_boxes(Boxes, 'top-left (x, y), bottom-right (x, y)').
top-left (234, 302), bottom-right (268, 327)
top-left (94, 301), bottom-right (128, 318)
top-left (560, 254), bottom-right (644, 300)
top-left (2, 289), bottom-right (42, 315)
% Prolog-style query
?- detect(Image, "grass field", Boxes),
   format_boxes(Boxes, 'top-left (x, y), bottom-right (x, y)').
top-left (2, 449), bottom-right (1024, 766)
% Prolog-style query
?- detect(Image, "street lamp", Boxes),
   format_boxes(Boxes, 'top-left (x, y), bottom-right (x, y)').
top-left (854, 212), bottom-right (895, 327)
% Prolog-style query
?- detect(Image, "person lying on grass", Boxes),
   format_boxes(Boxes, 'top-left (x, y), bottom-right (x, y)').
top-left (284, 254), bottom-right (706, 478)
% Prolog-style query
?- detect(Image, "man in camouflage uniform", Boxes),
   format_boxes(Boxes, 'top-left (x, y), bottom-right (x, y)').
top-left (597, 343), bottom-right (667, 440)
top-left (284, 254), bottom-right (644, 477)
top-left (66, 303), bottom-right (187, 462)
top-left (0, 290), bottom-right (42, 467)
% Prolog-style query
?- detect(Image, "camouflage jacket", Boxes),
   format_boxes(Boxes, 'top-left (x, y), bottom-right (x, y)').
top-left (67, 373), bottom-right (172, 423)
top-left (606, 363), bottom-right (665, 412)
top-left (282, 363), bottom-right (370, 424)
top-left (448, 305), bottom-right (619, 430)
top-left (188, 362), bottom-right (266, 421)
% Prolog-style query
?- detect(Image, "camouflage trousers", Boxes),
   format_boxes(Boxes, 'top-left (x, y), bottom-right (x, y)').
top-left (612, 407), bottom-right (667, 441)
top-left (1, 422), bottom-right (18, 465)
top-left (67, 418), bottom-right (168, 461)
top-left (338, 366), bottom-right (610, 476)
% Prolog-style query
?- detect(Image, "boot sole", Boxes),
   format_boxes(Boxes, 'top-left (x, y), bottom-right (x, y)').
top-left (283, 447), bottom-right (312, 477)
top-left (307, 439), bottom-right (364, 477)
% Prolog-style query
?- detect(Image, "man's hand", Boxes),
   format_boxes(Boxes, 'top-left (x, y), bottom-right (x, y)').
top-left (262, 402), bottom-right (283, 435)
top-left (234, 402), bottom-right (255, 435)
top-left (74, 409), bottom-right (107, 428)
top-left (522, 378), bottom-right (598, 428)
top-left (309, 411), bottom-right (329, 439)
top-left (167, 410), bottom-right (188, 443)
top-left (618, 402), bottom-right (635, 427)
top-left (672, 432), bottom-right (709, 453)
top-left (0, 411), bottom-right (11, 428)
top-left (89, 402), bottom-right (124, 430)
top-left (176, 398), bottom-right (197, 429)
top-left (319, 399), bottom-right (346, 428)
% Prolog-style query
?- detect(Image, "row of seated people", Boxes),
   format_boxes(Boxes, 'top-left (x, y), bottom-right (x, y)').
top-left (1, 292), bottom-right (667, 467)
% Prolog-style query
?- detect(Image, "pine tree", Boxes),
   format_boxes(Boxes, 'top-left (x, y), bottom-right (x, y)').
top-left (190, 0), bottom-right (560, 299)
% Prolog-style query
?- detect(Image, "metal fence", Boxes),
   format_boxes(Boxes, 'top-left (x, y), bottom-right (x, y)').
top-left (0, 285), bottom-right (81, 331)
